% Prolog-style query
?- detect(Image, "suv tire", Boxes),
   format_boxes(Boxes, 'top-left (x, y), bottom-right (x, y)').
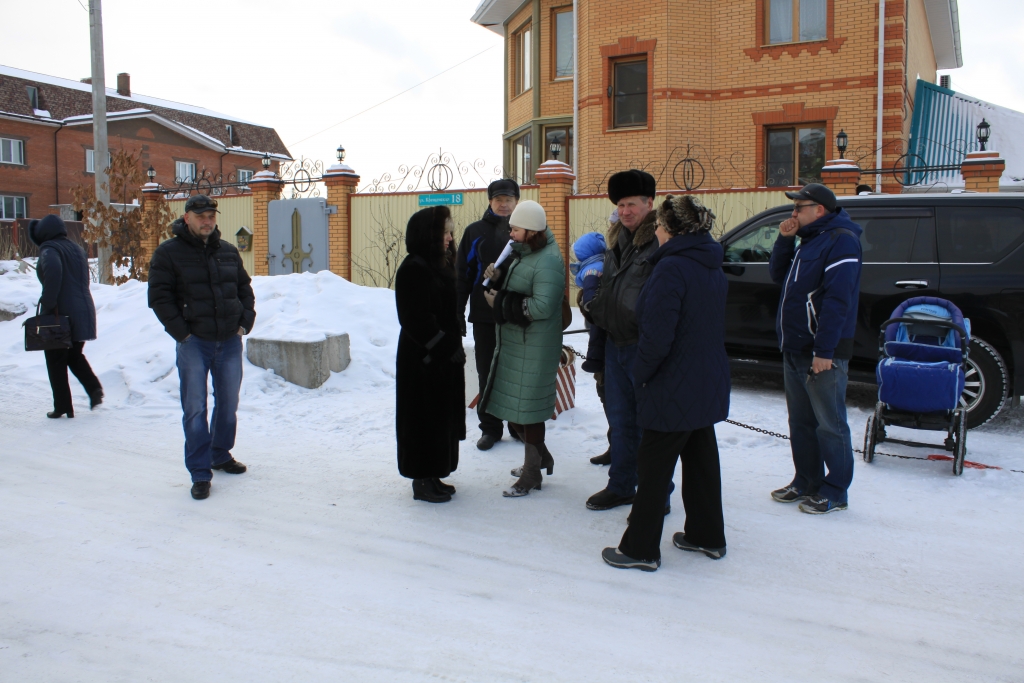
top-left (962, 337), bottom-right (1009, 429)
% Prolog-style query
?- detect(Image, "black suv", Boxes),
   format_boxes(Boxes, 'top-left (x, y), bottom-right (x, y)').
top-left (719, 193), bottom-right (1024, 428)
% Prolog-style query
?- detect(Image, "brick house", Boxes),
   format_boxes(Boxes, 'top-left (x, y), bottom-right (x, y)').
top-left (0, 64), bottom-right (291, 221)
top-left (471, 0), bottom-right (962, 194)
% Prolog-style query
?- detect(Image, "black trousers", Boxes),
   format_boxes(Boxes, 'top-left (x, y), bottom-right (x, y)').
top-left (44, 341), bottom-right (102, 412)
top-left (619, 426), bottom-right (725, 561)
top-left (473, 322), bottom-right (504, 438)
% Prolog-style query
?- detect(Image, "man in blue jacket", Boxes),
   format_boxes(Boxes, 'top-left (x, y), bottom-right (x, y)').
top-left (769, 183), bottom-right (862, 514)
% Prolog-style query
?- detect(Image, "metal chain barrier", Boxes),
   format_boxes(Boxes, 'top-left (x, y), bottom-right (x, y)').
top-left (724, 418), bottom-right (1023, 473)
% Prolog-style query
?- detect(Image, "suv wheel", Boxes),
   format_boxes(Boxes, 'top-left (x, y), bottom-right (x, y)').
top-left (961, 337), bottom-right (1009, 429)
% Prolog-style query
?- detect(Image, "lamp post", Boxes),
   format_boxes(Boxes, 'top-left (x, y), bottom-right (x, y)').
top-left (976, 119), bottom-right (991, 152)
top-left (147, 165), bottom-right (156, 182)
top-left (836, 129), bottom-right (848, 159)
top-left (550, 140), bottom-right (562, 161)
top-left (261, 152), bottom-right (271, 170)
top-left (336, 144), bottom-right (346, 163)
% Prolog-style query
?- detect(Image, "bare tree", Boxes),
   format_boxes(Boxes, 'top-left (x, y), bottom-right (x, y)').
top-left (72, 149), bottom-right (174, 283)
top-left (351, 201), bottom-right (405, 289)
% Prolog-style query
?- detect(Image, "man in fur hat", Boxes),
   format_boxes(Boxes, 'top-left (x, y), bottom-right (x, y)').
top-left (583, 170), bottom-right (672, 511)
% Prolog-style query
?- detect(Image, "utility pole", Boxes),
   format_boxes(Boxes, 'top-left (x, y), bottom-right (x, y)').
top-left (89, 0), bottom-right (111, 284)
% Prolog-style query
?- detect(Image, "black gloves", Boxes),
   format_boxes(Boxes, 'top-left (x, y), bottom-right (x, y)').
top-left (504, 292), bottom-right (531, 328)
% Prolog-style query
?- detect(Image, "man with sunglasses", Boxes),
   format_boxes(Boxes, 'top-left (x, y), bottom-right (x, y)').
top-left (148, 194), bottom-right (256, 500)
top-left (768, 183), bottom-right (862, 514)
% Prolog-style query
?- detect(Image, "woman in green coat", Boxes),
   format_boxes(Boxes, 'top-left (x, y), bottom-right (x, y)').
top-left (480, 200), bottom-right (566, 497)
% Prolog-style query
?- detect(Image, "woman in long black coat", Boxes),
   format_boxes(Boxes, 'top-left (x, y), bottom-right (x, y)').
top-left (29, 215), bottom-right (104, 418)
top-left (394, 206), bottom-right (467, 503)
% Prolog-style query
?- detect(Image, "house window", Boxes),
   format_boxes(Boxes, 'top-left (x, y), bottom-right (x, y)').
top-left (512, 132), bottom-right (532, 185)
top-left (0, 195), bottom-right (27, 219)
top-left (553, 8), bottom-right (574, 79)
top-left (765, 125), bottom-right (826, 186)
top-left (1, 138), bottom-right (25, 165)
top-left (85, 149), bottom-right (112, 174)
top-left (175, 161), bottom-right (197, 183)
top-left (544, 126), bottom-right (573, 164)
top-left (612, 59), bottom-right (648, 128)
top-left (766, 0), bottom-right (827, 44)
top-left (514, 23), bottom-right (533, 95)
top-left (26, 86), bottom-right (39, 110)
top-left (237, 169), bottom-right (254, 185)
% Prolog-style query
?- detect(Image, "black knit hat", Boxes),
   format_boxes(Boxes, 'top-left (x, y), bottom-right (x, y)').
top-left (608, 169), bottom-right (656, 204)
top-left (488, 178), bottom-right (521, 200)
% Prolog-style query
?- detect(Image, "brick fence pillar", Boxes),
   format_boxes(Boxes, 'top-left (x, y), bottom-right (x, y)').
top-left (140, 182), bottom-right (164, 262)
top-left (535, 160), bottom-right (576, 287)
top-left (323, 162), bottom-right (360, 280)
top-left (960, 150), bottom-right (1005, 193)
top-left (820, 159), bottom-right (863, 196)
top-left (248, 170), bottom-right (284, 275)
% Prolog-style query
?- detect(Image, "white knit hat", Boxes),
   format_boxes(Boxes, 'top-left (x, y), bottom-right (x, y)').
top-left (509, 200), bottom-right (547, 232)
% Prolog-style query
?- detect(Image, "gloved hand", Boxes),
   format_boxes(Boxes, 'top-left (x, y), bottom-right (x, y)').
top-left (450, 346), bottom-right (467, 366)
top-left (483, 288), bottom-right (497, 308)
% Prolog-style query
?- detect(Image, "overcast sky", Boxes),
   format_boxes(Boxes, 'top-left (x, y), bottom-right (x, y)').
top-left (2, 0), bottom-right (1021, 189)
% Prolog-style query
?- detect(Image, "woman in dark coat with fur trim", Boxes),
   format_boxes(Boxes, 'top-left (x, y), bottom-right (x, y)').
top-left (602, 194), bottom-right (730, 572)
top-left (394, 206), bottom-right (467, 503)
top-left (29, 215), bottom-right (104, 418)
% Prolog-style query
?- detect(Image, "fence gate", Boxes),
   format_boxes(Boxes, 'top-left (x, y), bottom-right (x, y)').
top-left (267, 198), bottom-right (330, 275)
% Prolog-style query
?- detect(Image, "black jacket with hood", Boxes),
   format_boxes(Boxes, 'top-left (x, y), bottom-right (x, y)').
top-left (29, 215), bottom-right (97, 342)
top-left (456, 209), bottom-right (512, 326)
top-left (147, 217), bottom-right (256, 342)
top-left (587, 209), bottom-right (659, 347)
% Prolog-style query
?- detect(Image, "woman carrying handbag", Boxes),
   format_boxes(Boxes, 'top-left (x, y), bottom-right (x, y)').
top-left (29, 215), bottom-right (103, 418)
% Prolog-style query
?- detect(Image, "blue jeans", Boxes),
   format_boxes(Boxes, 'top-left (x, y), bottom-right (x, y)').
top-left (783, 353), bottom-right (854, 503)
top-left (176, 335), bottom-right (243, 483)
top-left (604, 339), bottom-right (674, 502)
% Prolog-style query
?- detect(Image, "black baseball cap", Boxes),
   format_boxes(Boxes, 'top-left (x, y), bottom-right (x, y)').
top-left (785, 183), bottom-right (836, 213)
top-left (185, 194), bottom-right (219, 214)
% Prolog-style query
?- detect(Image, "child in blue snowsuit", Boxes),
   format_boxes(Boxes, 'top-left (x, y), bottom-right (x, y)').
top-left (570, 232), bottom-right (608, 374)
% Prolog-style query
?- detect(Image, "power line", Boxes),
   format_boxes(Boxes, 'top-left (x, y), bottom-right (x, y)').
top-left (287, 45), bottom-right (497, 147)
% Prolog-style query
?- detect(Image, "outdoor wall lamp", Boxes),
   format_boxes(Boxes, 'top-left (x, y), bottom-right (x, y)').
top-left (976, 119), bottom-right (991, 151)
top-left (147, 165), bottom-right (156, 182)
top-left (550, 141), bottom-right (562, 160)
top-left (836, 129), bottom-right (848, 159)
top-left (337, 144), bottom-right (346, 163)
top-left (261, 152), bottom-right (272, 169)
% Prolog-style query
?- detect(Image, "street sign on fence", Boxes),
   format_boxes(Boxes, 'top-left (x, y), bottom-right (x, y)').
top-left (418, 193), bottom-right (464, 207)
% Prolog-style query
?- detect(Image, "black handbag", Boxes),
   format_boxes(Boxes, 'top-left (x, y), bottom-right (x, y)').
top-left (24, 304), bottom-right (72, 351)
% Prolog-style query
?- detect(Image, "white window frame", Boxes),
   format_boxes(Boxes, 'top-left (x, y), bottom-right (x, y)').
top-left (0, 195), bottom-right (27, 219)
top-left (85, 149), bottom-right (112, 174)
top-left (514, 24), bottom-right (532, 95)
top-left (175, 161), bottom-right (197, 183)
top-left (237, 169), bottom-right (254, 184)
top-left (1, 137), bottom-right (25, 165)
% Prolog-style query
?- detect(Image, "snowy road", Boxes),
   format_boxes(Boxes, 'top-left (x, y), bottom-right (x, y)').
top-left (1, 268), bottom-right (1022, 682)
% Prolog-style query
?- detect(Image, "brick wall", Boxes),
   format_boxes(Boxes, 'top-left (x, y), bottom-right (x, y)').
top-left (501, 0), bottom-right (930, 194)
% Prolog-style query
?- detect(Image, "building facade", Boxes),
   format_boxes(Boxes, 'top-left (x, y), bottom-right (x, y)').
top-left (472, 0), bottom-right (962, 194)
top-left (0, 65), bottom-right (291, 221)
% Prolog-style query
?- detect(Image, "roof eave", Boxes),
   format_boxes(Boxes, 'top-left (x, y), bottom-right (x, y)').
top-left (470, 0), bottom-right (528, 35)
top-left (925, 0), bottom-right (964, 70)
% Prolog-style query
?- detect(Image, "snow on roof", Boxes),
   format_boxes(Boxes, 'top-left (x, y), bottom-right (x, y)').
top-left (0, 64), bottom-right (265, 126)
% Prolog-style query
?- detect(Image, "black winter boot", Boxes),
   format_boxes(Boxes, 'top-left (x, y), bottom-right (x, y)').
top-left (504, 444), bottom-right (543, 497)
top-left (191, 481), bottom-right (211, 500)
top-left (432, 478), bottom-right (456, 495)
top-left (511, 444), bottom-right (554, 477)
top-left (413, 478), bottom-right (451, 503)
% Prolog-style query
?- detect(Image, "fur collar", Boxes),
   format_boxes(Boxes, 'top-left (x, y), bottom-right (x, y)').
top-left (606, 209), bottom-right (657, 251)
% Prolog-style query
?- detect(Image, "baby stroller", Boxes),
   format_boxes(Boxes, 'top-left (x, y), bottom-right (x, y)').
top-left (863, 296), bottom-right (971, 475)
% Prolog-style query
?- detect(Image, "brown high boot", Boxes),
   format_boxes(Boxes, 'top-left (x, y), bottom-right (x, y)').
top-left (510, 444), bottom-right (554, 477)
top-left (503, 444), bottom-right (543, 497)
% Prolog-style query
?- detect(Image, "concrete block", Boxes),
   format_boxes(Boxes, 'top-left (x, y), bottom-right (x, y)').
top-left (246, 332), bottom-right (350, 389)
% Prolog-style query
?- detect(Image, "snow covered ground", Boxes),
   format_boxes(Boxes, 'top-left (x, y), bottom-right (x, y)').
top-left (1, 263), bottom-right (1022, 682)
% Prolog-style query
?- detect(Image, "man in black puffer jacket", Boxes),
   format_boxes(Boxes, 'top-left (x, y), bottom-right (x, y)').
top-left (456, 178), bottom-right (519, 450)
top-left (148, 194), bottom-right (256, 500)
